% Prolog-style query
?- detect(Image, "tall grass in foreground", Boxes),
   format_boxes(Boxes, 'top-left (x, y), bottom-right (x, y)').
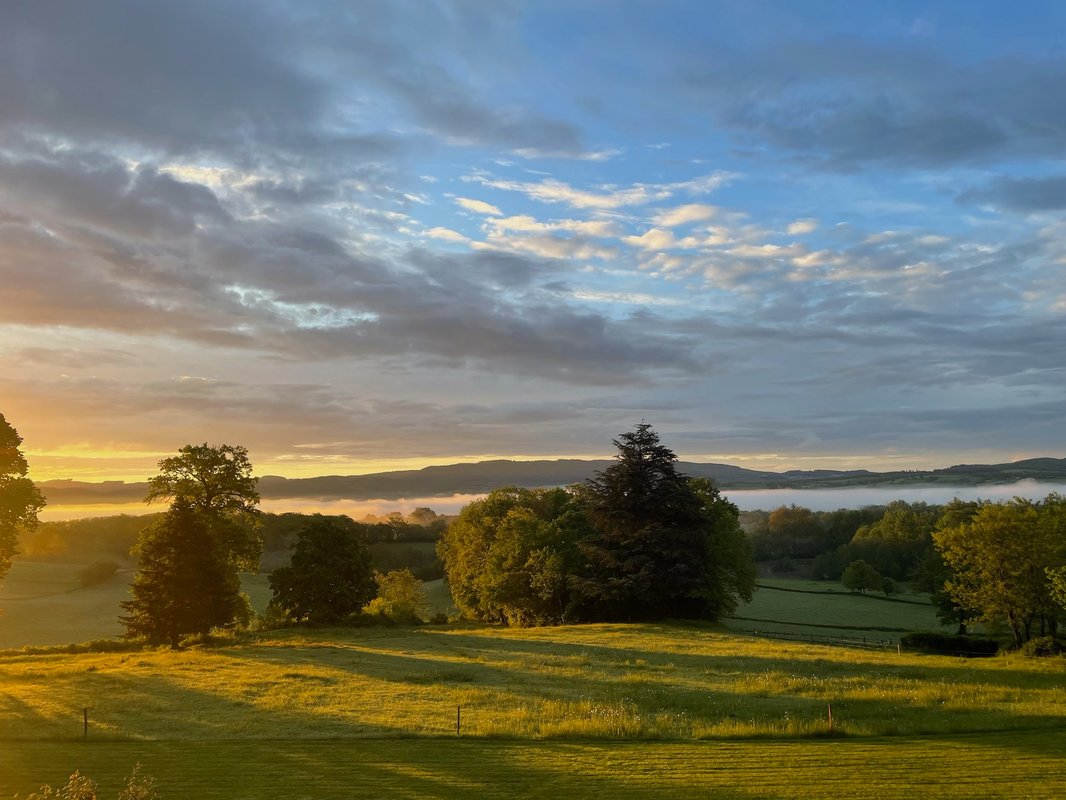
top-left (1, 623), bottom-right (1063, 742)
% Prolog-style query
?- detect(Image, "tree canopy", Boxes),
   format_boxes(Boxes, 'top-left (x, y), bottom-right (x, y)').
top-left (934, 495), bottom-right (1065, 646)
top-left (568, 423), bottom-right (751, 621)
top-left (147, 443), bottom-right (260, 517)
top-left (121, 499), bottom-right (245, 647)
top-left (0, 412), bottom-right (46, 583)
top-left (145, 443), bottom-right (261, 570)
top-left (438, 486), bottom-right (583, 625)
top-left (269, 516), bottom-right (376, 624)
top-left (124, 443), bottom-right (263, 643)
top-left (841, 559), bottom-right (882, 594)
top-left (439, 424), bottom-right (756, 626)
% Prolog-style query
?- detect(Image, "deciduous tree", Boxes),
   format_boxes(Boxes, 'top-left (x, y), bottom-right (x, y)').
top-left (146, 443), bottom-right (261, 570)
top-left (269, 517), bottom-right (375, 624)
top-left (934, 496), bottom-right (1063, 646)
top-left (841, 559), bottom-right (882, 594)
top-left (364, 568), bottom-right (430, 623)
top-left (438, 486), bottom-right (584, 625)
top-left (0, 412), bottom-right (45, 584)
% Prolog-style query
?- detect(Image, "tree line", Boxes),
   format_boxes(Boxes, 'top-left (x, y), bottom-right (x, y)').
top-left (2, 408), bottom-right (1063, 649)
top-left (747, 495), bottom-right (1066, 647)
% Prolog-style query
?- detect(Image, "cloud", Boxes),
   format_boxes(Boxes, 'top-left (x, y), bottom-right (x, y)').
top-left (486, 215), bottom-right (617, 238)
top-left (958, 176), bottom-right (1066, 212)
top-left (679, 38), bottom-right (1066, 168)
top-left (424, 227), bottom-right (470, 243)
top-left (652, 204), bottom-right (720, 227)
top-left (455, 197), bottom-right (504, 216)
top-left (623, 228), bottom-right (677, 251)
top-left (787, 219), bottom-right (818, 235)
top-left (466, 172), bottom-right (734, 210)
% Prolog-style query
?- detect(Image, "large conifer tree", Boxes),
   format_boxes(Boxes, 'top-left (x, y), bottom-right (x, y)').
top-left (121, 498), bottom-right (243, 647)
top-left (569, 423), bottom-right (752, 621)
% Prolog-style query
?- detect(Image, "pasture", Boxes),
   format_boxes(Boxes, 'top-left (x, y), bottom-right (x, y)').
top-left (2, 560), bottom-right (1061, 797)
top-left (1, 622), bottom-right (1065, 797)
top-left (727, 578), bottom-right (954, 640)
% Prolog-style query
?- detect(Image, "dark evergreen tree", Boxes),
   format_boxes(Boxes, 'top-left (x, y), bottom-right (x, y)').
top-left (568, 423), bottom-right (753, 621)
top-left (121, 499), bottom-right (243, 647)
top-left (0, 412), bottom-right (46, 584)
top-left (269, 517), bottom-right (376, 624)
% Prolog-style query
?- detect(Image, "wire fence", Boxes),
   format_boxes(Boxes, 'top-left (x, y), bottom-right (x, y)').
top-left (751, 629), bottom-right (896, 650)
top-left (747, 628), bottom-right (1000, 657)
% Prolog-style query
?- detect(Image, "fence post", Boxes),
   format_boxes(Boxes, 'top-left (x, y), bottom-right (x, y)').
top-left (827, 703), bottom-right (833, 733)
top-left (456, 705), bottom-right (461, 737)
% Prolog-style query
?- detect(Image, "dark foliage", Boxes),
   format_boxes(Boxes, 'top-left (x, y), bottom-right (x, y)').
top-left (0, 411), bottom-right (46, 582)
top-left (1019, 635), bottom-right (1066, 657)
top-left (269, 517), bottom-right (376, 624)
top-left (900, 631), bottom-right (999, 657)
top-left (121, 499), bottom-right (244, 647)
top-left (146, 443), bottom-right (262, 570)
top-left (567, 423), bottom-right (754, 622)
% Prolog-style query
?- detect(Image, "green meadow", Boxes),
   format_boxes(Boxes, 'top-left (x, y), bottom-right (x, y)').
top-left (2, 622), bottom-right (1065, 797)
top-left (2, 561), bottom-right (1063, 797)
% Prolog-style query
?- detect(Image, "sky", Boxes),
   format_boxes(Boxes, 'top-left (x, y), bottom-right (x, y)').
top-left (2, 0), bottom-right (1066, 482)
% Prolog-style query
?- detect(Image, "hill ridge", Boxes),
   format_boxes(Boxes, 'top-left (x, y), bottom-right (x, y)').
top-left (36, 455), bottom-right (1066, 505)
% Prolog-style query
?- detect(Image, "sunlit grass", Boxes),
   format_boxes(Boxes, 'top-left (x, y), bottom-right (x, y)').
top-left (1, 623), bottom-right (1063, 743)
top-left (2, 622), bottom-right (1064, 797)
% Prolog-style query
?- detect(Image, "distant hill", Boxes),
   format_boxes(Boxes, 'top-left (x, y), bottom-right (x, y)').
top-left (36, 456), bottom-right (1066, 505)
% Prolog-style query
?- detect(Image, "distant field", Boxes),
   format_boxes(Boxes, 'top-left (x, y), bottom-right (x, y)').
top-left (0, 560), bottom-right (455, 649)
top-left (0, 562), bottom-right (950, 651)
top-left (1, 623), bottom-right (1064, 797)
top-left (725, 578), bottom-right (952, 640)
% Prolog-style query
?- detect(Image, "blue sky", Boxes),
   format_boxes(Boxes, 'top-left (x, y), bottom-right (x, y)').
top-left (2, 1), bottom-right (1065, 480)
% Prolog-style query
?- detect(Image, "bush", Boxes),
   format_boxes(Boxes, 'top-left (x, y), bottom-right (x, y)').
top-left (78, 561), bottom-right (121, 588)
top-left (900, 632), bottom-right (999, 657)
top-left (362, 569), bottom-right (429, 624)
top-left (1019, 636), bottom-right (1066, 658)
top-left (20, 764), bottom-right (157, 799)
top-left (841, 560), bottom-right (882, 594)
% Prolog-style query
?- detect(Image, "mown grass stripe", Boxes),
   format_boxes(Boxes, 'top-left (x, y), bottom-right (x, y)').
top-left (3, 734), bottom-right (1064, 799)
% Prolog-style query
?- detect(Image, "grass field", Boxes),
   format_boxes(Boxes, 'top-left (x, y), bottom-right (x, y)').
top-left (0, 561), bottom-right (456, 649)
top-left (5, 733), bottom-right (1066, 799)
top-left (1, 623), bottom-right (1064, 797)
top-left (2, 557), bottom-right (940, 651)
top-left (3, 564), bottom-right (1061, 797)
top-left (725, 578), bottom-right (952, 639)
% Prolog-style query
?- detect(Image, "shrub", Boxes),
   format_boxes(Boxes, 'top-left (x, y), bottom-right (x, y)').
top-left (1019, 636), bottom-right (1066, 658)
top-left (841, 560), bottom-right (882, 594)
top-left (362, 568), bottom-right (429, 624)
top-left (19, 765), bottom-right (157, 799)
top-left (78, 561), bottom-right (121, 588)
top-left (900, 632), bottom-right (999, 657)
